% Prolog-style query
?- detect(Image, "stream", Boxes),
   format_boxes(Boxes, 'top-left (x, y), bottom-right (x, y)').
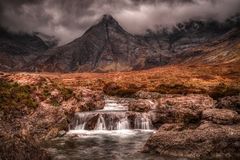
top-left (43, 97), bottom-right (183, 160)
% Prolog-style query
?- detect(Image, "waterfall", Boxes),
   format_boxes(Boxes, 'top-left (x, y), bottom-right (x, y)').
top-left (95, 115), bottom-right (107, 130)
top-left (116, 117), bottom-right (130, 130)
top-left (71, 97), bottom-right (154, 131)
top-left (134, 113), bottom-right (153, 130)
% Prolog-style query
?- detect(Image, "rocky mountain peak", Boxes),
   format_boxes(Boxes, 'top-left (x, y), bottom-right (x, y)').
top-left (99, 14), bottom-right (121, 28)
top-left (101, 14), bottom-right (116, 23)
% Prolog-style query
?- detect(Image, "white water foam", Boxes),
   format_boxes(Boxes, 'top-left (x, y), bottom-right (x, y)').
top-left (71, 97), bottom-right (154, 132)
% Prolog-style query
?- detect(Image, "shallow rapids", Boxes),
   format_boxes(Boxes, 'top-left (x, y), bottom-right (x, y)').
top-left (43, 97), bottom-right (185, 160)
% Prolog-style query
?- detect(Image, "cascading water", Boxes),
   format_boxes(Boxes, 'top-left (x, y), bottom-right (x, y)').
top-left (134, 113), bottom-right (153, 130)
top-left (95, 115), bottom-right (107, 130)
top-left (70, 97), bottom-right (153, 131)
top-left (44, 97), bottom-right (163, 160)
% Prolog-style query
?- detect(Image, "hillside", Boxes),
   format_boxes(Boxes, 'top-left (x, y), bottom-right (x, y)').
top-left (0, 27), bottom-right (53, 71)
top-left (28, 15), bottom-right (240, 72)
top-left (0, 15), bottom-right (239, 72)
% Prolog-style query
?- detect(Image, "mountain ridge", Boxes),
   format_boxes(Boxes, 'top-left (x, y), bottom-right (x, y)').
top-left (0, 14), bottom-right (239, 72)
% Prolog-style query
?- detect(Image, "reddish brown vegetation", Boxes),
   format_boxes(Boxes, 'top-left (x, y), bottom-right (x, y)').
top-left (17, 63), bottom-right (239, 98)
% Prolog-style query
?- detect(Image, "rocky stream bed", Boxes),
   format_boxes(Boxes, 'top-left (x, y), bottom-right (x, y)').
top-left (0, 77), bottom-right (240, 160)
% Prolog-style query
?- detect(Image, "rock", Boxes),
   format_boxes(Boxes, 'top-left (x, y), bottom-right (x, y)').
top-left (85, 114), bottom-right (100, 130)
top-left (157, 94), bottom-right (215, 112)
top-left (73, 89), bottom-right (105, 111)
top-left (216, 96), bottom-right (240, 113)
top-left (58, 130), bottom-right (66, 137)
top-left (45, 128), bottom-right (59, 140)
top-left (150, 95), bottom-right (213, 127)
top-left (128, 99), bottom-right (156, 112)
top-left (133, 91), bottom-right (162, 99)
top-left (158, 123), bottom-right (186, 131)
top-left (144, 122), bottom-right (240, 159)
top-left (0, 136), bottom-right (51, 160)
top-left (51, 89), bottom-right (60, 97)
top-left (202, 109), bottom-right (240, 125)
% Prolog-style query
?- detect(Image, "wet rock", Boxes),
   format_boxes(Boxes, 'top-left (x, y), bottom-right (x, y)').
top-left (85, 114), bottom-right (99, 130)
top-left (128, 99), bottom-right (156, 112)
top-left (58, 130), bottom-right (66, 137)
top-left (144, 122), bottom-right (240, 159)
top-left (216, 96), bottom-right (240, 113)
top-left (202, 109), bottom-right (240, 125)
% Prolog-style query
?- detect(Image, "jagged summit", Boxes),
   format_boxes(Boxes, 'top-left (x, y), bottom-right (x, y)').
top-left (30, 14), bottom-right (156, 72)
top-left (98, 14), bottom-right (122, 29)
top-left (102, 14), bottom-right (115, 21)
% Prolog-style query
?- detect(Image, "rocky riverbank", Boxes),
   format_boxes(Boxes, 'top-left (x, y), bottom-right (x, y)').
top-left (142, 94), bottom-right (240, 159)
top-left (0, 74), bottom-right (105, 160)
top-left (0, 72), bottom-right (239, 160)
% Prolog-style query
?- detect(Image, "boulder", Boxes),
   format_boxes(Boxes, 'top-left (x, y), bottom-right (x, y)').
top-left (133, 91), bottom-right (162, 99)
top-left (202, 108), bottom-right (240, 125)
top-left (75, 89), bottom-right (105, 111)
top-left (84, 114), bottom-right (99, 130)
top-left (144, 122), bottom-right (240, 159)
top-left (128, 99), bottom-right (156, 112)
top-left (150, 95), bottom-right (214, 127)
top-left (216, 96), bottom-right (240, 113)
top-left (58, 130), bottom-right (66, 137)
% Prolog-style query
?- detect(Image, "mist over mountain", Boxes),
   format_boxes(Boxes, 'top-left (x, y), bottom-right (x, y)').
top-left (0, 0), bottom-right (239, 45)
top-left (0, 2), bottom-right (240, 160)
top-left (0, 0), bottom-right (239, 72)
top-left (25, 15), bottom-right (240, 72)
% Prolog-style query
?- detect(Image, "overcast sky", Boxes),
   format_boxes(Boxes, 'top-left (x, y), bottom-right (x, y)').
top-left (0, 0), bottom-right (239, 45)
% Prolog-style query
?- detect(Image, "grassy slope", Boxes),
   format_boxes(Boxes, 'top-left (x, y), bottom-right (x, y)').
top-left (8, 63), bottom-right (239, 98)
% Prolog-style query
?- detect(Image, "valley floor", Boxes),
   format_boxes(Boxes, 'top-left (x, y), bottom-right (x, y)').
top-left (0, 63), bottom-right (240, 160)
top-left (8, 63), bottom-right (240, 97)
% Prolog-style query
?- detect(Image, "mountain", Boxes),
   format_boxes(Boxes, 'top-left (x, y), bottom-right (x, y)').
top-left (33, 32), bottom-right (59, 48)
top-left (143, 17), bottom-right (240, 64)
top-left (29, 14), bottom-right (240, 72)
top-left (30, 15), bottom-right (170, 72)
top-left (0, 14), bottom-right (239, 72)
top-left (172, 28), bottom-right (240, 65)
top-left (0, 27), bottom-right (51, 71)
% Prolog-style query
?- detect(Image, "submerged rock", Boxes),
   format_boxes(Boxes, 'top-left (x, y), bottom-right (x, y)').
top-left (144, 122), bottom-right (240, 159)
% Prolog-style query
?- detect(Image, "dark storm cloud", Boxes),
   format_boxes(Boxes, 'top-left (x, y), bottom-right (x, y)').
top-left (0, 0), bottom-right (239, 45)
